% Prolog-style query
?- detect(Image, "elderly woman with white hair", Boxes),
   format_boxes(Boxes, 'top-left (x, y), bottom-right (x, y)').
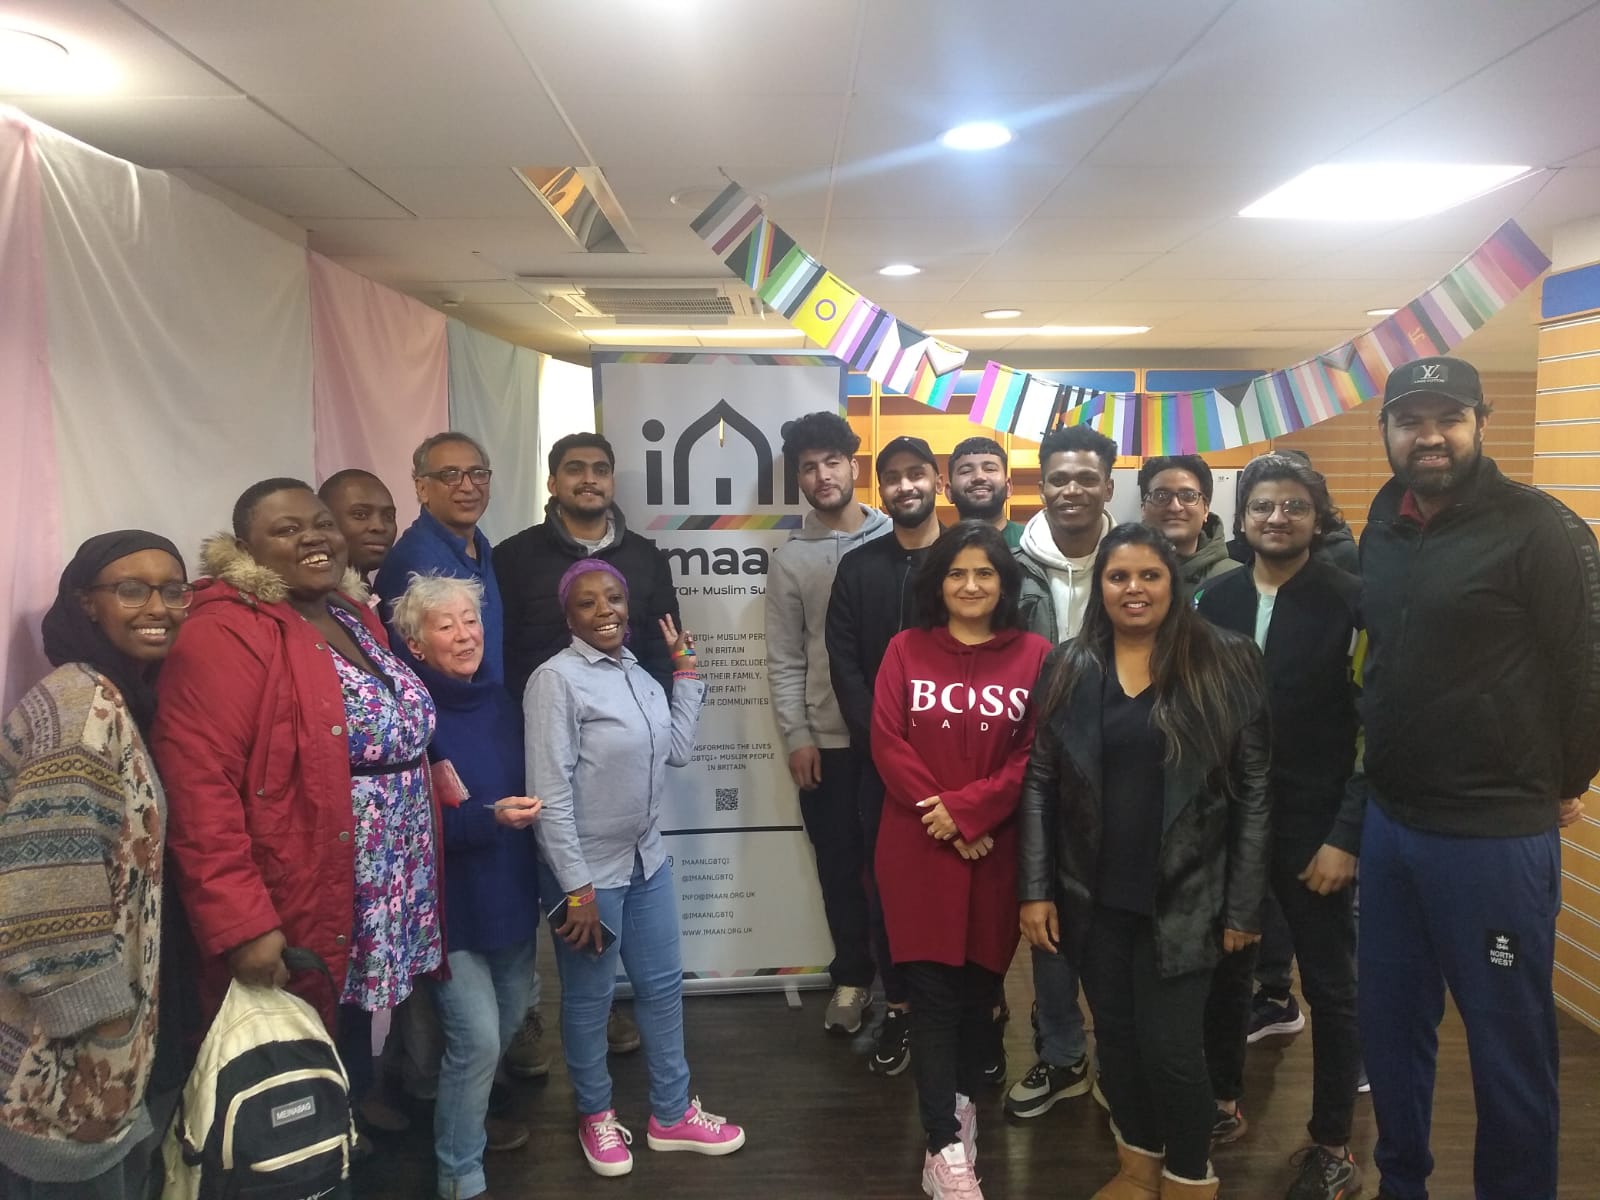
top-left (392, 572), bottom-right (542, 1200)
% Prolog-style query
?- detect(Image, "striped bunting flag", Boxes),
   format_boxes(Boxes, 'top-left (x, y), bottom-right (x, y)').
top-left (690, 182), bottom-right (765, 257)
top-left (724, 218), bottom-right (795, 291)
top-left (791, 270), bottom-right (862, 348)
top-left (758, 244), bottom-right (826, 316)
top-left (969, 361), bottom-right (1027, 431)
top-left (1012, 376), bottom-right (1064, 440)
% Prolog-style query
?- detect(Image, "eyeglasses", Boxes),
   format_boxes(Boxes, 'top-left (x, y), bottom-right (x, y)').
top-left (85, 581), bottom-right (195, 609)
top-left (1144, 488), bottom-right (1204, 508)
top-left (418, 467), bottom-right (492, 488)
top-left (1246, 498), bottom-right (1315, 520)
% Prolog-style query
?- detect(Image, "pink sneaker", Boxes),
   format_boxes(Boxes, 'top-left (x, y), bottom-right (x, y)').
top-left (578, 1109), bottom-right (634, 1177)
top-left (645, 1097), bottom-right (746, 1155)
top-left (955, 1092), bottom-right (977, 1164)
top-left (922, 1141), bottom-right (984, 1198)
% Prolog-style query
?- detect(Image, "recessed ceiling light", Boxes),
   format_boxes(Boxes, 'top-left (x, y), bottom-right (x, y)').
top-left (0, 28), bottom-right (68, 89)
top-left (1240, 163), bottom-right (1535, 221)
top-left (927, 325), bottom-right (1150, 337)
top-left (878, 263), bottom-right (921, 277)
top-left (940, 121), bottom-right (1013, 152)
top-left (982, 308), bottom-right (1023, 319)
top-left (1365, 307), bottom-right (1399, 317)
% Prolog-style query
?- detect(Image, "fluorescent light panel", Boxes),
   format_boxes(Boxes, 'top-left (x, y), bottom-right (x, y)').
top-left (928, 325), bottom-right (1150, 337)
top-left (1240, 163), bottom-right (1534, 221)
top-left (582, 327), bottom-right (806, 343)
top-left (878, 263), bottom-right (921, 276)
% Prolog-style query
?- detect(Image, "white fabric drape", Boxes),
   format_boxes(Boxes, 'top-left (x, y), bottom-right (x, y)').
top-left (34, 121), bottom-right (314, 569)
top-left (446, 318), bottom-right (541, 545)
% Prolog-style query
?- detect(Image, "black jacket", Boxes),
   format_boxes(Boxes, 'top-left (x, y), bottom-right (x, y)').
top-left (493, 500), bottom-right (681, 701)
top-left (1197, 559), bottom-right (1365, 854)
top-left (825, 528), bottom-right (934, 749)
top-left (1360, 456), bottom-right (1600, 836)
top-left (1227, 523), bottom-right (1360, 578)
top-left (1016, 646), bottom-right (1272, 979)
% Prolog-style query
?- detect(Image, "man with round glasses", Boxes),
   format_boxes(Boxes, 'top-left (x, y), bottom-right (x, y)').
top-left (375, 431), bottom-right (504, 683)
top-left (1137, 454), bottom-right (1240, 595)
top-left (1195, 452), bottom-right (1367, 1200)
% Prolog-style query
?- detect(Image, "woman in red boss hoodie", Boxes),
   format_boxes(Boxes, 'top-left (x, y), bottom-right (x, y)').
top-left (871, 520), bottom-right (1053, 1200)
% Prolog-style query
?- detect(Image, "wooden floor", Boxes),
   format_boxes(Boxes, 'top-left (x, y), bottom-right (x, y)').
top-left (355, 939), bottom-right (1600, 1198)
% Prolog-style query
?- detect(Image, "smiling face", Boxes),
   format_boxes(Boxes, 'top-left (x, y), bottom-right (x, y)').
top-left (242, 488), bottom-right (347, 600)
top-left (80, 549), bottom-right (190, 664)
top-left (565, 569), bottom-right (629, 656)
top-left (1242, 478), bottom-right (1319, 564)
top-left (942, 544), bottom-right (1002, 628)
top-left (549, 447), bottom-right (616, 523)
top-left (407, 593), bottom-right (484, 681)
top-left (325, 476), bottom-right (397, 574)
top-left (1141, 467), bottom-right (1209, 556)
top-left (877, 451), bottom-right (942, 529)
top-left (795, 446), bottom-right (858, 514)
top-left (1040, 449), bottom-right (1114, 541)
top-left (948, 452), bottom-right (1010, 523)
top-left (1100, 543), bottom-right (1173, 637)
top-left (1382, 394), bottom-right (1485, 497)
top-left (416, 438), bottom-right (491, 537)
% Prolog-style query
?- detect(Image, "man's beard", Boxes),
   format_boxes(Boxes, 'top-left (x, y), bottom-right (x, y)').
top-left (1392, 441), bottom-right (1480, 497)
top-left (1252, 537), bottom-right (1310, 564)
top-left (806, 485), bottom-right (853, 514)
top-left (889, 494), bottom-right (936, 528)
top-left (952, 489), bottom-right (1006, 522)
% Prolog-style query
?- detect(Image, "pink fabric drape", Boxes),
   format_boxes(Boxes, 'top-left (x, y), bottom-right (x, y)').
top-left (0, 114), bottom-right (60, 713)
top-left (309, 252), bottom-right (448, 527)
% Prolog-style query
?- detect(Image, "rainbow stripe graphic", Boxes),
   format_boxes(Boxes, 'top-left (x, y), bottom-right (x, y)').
top-left (647, 514), bottom-right (804, 531)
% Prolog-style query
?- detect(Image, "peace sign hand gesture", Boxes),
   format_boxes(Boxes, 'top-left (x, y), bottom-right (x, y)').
top-left (661, 614), bottom-right (697, 670)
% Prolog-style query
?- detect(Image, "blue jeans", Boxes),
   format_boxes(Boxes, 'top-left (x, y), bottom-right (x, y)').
top-left (542, 855), bottom-right (692, 1125)
top-left (1359, 802), bottom-right (1560, 1200)
top-left (1032, 944), bottom-right (1088, 1066)
top-left (431, 939), bottom-right (537, 1199)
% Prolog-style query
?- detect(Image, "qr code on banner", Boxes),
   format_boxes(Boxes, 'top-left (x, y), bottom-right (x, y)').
top-left (715, 787), bottom-right (740, 813)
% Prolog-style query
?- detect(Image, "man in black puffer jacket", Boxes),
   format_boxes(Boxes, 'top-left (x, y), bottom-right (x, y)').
top-left (1357, 356), bottom-right (1600, 1200)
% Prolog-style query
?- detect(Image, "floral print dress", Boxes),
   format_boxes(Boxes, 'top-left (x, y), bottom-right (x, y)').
top-left (329, 607), bottom-right (441, 1010)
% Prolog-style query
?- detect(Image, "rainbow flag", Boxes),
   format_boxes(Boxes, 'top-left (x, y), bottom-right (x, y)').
top-left (724, 218), bottom-right (794, 290)
top-left (969, 361), bottom-right (1028, 431)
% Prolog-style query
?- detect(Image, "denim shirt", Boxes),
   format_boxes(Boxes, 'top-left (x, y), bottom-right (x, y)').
top-left (374, 507), bottom-right (503, 683)
top-left (526, 638), bottom-right (705, 893)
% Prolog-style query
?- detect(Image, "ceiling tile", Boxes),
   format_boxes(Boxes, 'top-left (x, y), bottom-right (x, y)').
top-left (966, 252), bottom-right (1161, 283)
top-left (356, 166), bottom-right (548, 220)
top-left (7, 96), bottom-right (338, 166)
top-left (195, 166), bottom-right (410, 218)
top-left (560, 91), bottom-right (847, 171)
top-left (0, 0), bottom-right (236, 97)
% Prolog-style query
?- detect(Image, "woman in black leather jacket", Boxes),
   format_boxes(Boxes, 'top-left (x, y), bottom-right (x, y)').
top-left (1016, 523), bottom-right (1270, 1200)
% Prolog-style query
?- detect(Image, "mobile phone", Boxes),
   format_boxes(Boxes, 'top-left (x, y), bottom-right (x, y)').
top-left (546, 898), bottom-right (618, 954)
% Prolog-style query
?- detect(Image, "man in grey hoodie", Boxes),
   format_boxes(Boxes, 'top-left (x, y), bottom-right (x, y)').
top-left (1004, 424), bottom-right (1115, 1120)
top-left (766, 411), bottom-right (891, 1037)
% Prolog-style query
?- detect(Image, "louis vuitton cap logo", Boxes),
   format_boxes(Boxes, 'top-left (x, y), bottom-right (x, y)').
top-left (1382, 355), bottom-right (1483, 411)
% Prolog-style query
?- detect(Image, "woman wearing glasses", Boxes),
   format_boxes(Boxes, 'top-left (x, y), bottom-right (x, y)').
top-left (154, 480), bottom-right (442, 1109)
top-left (1018, 523), bottom-right (1269, 1200)
top-left (0, 532), bottom-right (190, 1199)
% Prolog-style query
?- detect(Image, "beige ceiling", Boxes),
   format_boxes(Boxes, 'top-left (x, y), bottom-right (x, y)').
top-left (5, 0), bottom-right (1600, 368)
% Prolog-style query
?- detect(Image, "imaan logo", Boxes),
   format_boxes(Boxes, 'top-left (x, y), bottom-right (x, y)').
top-left (643, 399), bottom-right (800, 511)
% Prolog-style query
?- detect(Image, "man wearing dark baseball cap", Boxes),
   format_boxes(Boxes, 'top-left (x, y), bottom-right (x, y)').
top-left (826, 433), bottom-right (946, 1078)
top-left (1358, 354), bottom-right (1600, 1200)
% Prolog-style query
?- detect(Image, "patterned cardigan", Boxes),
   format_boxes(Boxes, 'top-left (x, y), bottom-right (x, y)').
top-left (0, 664), bottom-right (164, 1183)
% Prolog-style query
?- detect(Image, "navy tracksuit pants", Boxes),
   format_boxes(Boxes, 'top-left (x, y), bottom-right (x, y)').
top-left (1358, 801), bottom-right (1562, 1200)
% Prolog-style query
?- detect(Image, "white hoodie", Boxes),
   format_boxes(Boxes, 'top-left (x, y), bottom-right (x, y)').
top-left (1018, 510), bottom-right (1112, 642)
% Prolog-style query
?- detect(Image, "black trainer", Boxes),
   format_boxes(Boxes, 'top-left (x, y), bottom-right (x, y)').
top-left (869, 1006), bottom-right (912, 1076)
top-left (1004, 1056), bottom-right (1092, 1118)
top-left (1247, 990), bottom-right (1306, 1043)
top-left (1211, 1103), bottom-right (1248, 1144)
top-left (1285, 1144), bottom-right (1363, 1200)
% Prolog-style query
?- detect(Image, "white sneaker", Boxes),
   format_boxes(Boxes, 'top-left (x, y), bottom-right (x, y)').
top-left (922, 1141), bottom-right (984, 1198)
top-left (824, 984), bottom-right (871, 1034)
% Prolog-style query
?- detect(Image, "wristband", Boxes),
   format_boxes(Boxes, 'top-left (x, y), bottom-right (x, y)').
top-left (673, 670), bottom-right (700, 680)
top-left (567, 887), bottom-right (595, 908)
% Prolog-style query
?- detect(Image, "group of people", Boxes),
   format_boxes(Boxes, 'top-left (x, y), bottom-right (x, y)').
top-left (766, 355), bottom-right (1598, 1200)
top-left (0, 352), bottom-right (1594, 1200)
top-left (0, 430), bottom-right (740, 1200)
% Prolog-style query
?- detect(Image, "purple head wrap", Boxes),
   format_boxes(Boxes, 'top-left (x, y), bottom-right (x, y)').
top-left (558, 558), bottom-right (632, 643)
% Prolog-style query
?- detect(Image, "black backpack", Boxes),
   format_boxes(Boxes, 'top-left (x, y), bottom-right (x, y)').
top-left (162, 949), bottom-right (355, 1199)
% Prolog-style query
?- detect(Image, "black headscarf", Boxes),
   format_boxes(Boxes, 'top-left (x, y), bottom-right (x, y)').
top-left (40, 530), bottom-right (186, 735)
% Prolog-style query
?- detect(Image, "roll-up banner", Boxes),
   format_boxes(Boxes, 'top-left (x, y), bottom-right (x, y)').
top-left (594, 350), bottom-right (845, 994)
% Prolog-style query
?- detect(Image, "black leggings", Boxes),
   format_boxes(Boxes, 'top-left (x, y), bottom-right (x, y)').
top-left (1081, 906), bottom-right (1214, 1180)
top-left (902, 960), bottom-right (1003, 1153)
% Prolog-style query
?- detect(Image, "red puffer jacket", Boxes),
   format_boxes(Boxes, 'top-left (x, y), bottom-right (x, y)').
top-left (153, 536), bottom-right (383, 1031)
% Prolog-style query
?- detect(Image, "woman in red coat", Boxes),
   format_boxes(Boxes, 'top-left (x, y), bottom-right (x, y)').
top-left (153, 478), bottom-right (442, 1107)
top-left (871, 520), bottom-right (1052, 1200)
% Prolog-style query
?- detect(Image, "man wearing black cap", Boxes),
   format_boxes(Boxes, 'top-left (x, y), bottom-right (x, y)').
top-left (1359, 356), bottom-right (1600, 1200)
top-left (826, 435), bottom-right (945, 1076)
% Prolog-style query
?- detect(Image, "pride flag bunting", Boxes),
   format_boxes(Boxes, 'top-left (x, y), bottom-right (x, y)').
top-left (691, 186), bottom-right (1548, 455)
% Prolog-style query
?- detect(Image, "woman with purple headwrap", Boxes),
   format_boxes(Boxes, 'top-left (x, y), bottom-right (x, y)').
top-left (526, 558), bottom-right (746, 1178)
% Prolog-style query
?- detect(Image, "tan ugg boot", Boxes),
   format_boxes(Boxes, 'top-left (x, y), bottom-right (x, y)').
top-left (1157, 1165), bottom-right (1219, 1199)
top-left (1089, 1137), bottom-right (1162, 1199)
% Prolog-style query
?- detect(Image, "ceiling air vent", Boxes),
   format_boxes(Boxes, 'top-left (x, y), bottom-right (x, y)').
top-left (522, 278), bottom-right (766, 323)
